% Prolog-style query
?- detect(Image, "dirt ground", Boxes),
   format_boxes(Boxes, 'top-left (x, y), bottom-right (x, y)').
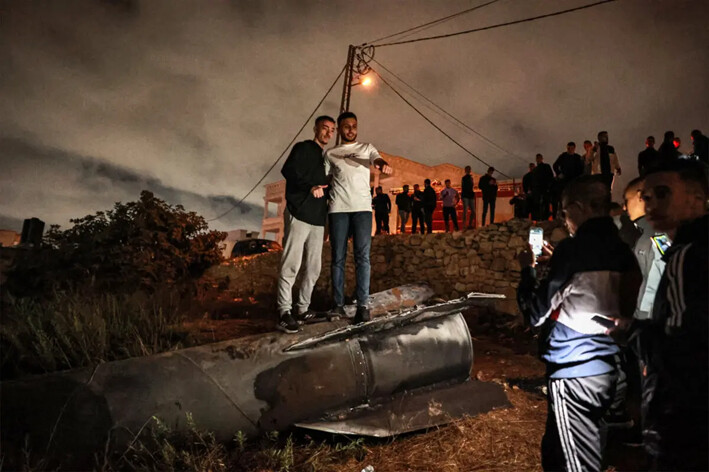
top-left (184, 295), bottom-right (648, 471)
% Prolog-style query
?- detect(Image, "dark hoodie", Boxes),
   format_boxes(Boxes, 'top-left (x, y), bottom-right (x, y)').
top-left (642, 215), bottom-right (708, 461)
top-left (518, 217), bottom-right (641, 378)
top-left (281, 140), bottom-right (328, 226)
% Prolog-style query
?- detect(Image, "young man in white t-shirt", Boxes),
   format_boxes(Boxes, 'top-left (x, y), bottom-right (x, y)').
top-left (325, 111), bottom-right (392, 323)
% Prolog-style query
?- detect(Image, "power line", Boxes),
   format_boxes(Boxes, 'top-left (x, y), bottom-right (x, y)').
top-left (372, 58), bottom-right (528, 165)
top-left (208, 64), bottom-right (347, 222)
top-left (375, 0), bottom-right (617, 48)
top-left (370, 66), bottom-right (513, 179)
top-left (364, 0), bottom-right (500, 46)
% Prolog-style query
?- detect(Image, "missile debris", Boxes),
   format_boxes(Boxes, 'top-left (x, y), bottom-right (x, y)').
top-left (1, 285), bottom-right (509, 469)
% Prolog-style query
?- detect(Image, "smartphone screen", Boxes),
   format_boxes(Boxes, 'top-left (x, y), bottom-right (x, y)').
top-left (529, 227), bottom-right (544, 256)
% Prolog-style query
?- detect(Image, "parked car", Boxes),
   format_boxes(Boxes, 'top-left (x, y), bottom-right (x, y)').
top-left (230, 239), bottom-right (281, 258)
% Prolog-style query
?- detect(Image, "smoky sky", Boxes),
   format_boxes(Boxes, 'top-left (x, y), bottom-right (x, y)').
top-left (1, 0), bottom-right (707, 233)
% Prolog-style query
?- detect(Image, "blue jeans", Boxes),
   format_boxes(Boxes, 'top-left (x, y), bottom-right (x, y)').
top-left (329, 211), bottom-right (372, 307)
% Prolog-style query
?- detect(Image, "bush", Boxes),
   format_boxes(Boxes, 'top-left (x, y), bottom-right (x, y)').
top-left (0, 289), bottom-right (193, 379)
top-left (5, 191), bottom-right (226, 296)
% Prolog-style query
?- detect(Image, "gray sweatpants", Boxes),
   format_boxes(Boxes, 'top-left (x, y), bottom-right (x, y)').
top-left (276, 210), bottom-right (324, 315)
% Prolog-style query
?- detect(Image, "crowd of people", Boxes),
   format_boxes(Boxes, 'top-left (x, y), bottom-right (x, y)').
top-left (516, 128), bottom-right (708, 470)
top-left (372, 165), bottom-right (501, 235)
top-left (511, 129), bottom-right (708, 223)
top-left (276, 113), bottom-right (708, 469)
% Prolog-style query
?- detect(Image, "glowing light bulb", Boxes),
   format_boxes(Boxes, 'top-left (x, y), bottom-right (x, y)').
top-left (361, 76), bottom-right (372, 87)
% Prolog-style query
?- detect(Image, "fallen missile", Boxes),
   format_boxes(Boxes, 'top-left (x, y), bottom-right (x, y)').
top-left (0, 285), bottom-right (509, 469)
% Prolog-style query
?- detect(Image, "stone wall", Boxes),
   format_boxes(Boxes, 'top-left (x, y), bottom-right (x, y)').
top-left (213, 219), bottom-right (567, 316)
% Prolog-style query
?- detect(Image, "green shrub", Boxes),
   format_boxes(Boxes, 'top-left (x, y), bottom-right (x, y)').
top-left (5, 190), bottom-right (226, 297)
top-left (112, 413), bottom-right (228, 472)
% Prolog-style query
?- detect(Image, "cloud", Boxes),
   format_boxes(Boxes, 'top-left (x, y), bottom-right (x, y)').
top-left (0, 137), bottom-right (260, 232)
top-left (0, 0), bottom-right (707, 227)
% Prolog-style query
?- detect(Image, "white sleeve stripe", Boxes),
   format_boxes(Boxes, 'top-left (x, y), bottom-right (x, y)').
top-left (666, 247), bottom-right (681, 326)
top-left (667, 289), bottom-right (678, 327)
top-left (552, 380), bottom-right (582, 472)
top-left (666, 245), bottom-right (690, 328)
top-left (676, 245), bottom-right (688, 325)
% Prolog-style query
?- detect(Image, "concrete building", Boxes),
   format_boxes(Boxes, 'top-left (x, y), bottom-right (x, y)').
top-left (261, 152), bottom-right (521, 244)
top-left (261, 179), bottom-right (286, 243)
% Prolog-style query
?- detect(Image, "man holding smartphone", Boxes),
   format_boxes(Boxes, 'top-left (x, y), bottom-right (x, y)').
top-left (517, 175), bottom-right (641, 471)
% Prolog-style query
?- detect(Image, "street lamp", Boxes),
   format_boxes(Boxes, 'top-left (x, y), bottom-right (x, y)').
top-left (357, 75), bottom-right (373, 87)
top-left (338, 44), bottom-right (375, 116)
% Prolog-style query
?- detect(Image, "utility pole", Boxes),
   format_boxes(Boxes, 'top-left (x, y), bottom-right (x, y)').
top-left (339, 45), bottom-right (356, 117)
top-left (336, 45), bottom-right (356, 145)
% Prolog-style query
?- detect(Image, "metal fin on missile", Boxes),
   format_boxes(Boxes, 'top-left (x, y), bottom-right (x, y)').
top-left (295, 379), bottom-right (511, 437)
top-left (285, 292), bottom-right (506, 352)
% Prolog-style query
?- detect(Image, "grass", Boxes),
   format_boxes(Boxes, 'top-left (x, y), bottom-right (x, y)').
top-left (0, 289), bottom-right (193, 380)
top-left (106, 415), bottom-right (368, 472)
top-left (0, 286), bottom-right (548, 471)
top-left (101, 388), bottom-right (541, 472)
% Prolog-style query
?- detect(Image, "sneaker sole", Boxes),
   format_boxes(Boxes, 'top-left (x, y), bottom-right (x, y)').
top-left (276, 325), bottom-right (298, 334)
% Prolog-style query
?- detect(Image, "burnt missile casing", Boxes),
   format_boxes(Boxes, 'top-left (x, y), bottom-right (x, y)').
top-left (0, 286), bottom-right (507, 470)
top-left (0, 285), bottom-right (509, 470)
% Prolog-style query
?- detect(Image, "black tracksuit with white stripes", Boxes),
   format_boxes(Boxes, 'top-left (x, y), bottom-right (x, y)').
top-left (518, 217), bottom-right (641, 471)
top-left (643, 214), bottom-right (708, 470)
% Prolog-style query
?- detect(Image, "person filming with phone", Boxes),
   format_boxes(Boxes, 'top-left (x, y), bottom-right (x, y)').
top-left (517, 175), bottom-right (641, 471)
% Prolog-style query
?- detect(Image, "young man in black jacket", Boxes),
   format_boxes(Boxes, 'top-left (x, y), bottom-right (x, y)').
top-left (372, 186), bottom-right (391, 235)
top-left (478, 167), bottom-right (498, 225)
top-left (395, 185), bottom-right (412, 234)
top-left (411, 183), bottom-right (425, 234)
top-left (637, 136), bottom-right (661, 176)
top-left (531, 154), bottom-right (554, 220)
top-left (636, 159), bottom-right (708, 470)
top-left (461, 166), bottom-right (476, 229)
top-left (517, 175), bottom-right (641, 471)
top-left (552, 142), bottom-right (584, 218)
top-left (276, 115), bottom-right (334, 333)
top-left (422, 179), bottom-right (437, 234)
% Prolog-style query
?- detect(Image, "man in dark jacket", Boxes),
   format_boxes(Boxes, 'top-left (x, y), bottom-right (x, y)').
top-left (478, 167), bottom-right (498, 225)
top-left (411, 183), bottom-right (425, 234)
top-left (276, 115), bottom-right (334, 333)
top-left (657, 130), bottom-right (680, 164)
top-left (690, 129), bottom-right (708, 164)
top-left (422, 179), bottom-right (437, 234)
top-left (552, 142), bottom-right (584, 218)
top-left (637, 136), bottom-right (661, 176)
top-left (517, 175), bottom-right (641, 471)
top-left (509, 191), bottom-right (528, 219)
top-left (461, 166), bottom-right (476, 229)
top-left (636, 159), bottom-right (708, 470)
top-left (592, 131), bottom-right (622, 191)
top-left (522, 163), bottom-right (535, 219)
top-left (372, 186), bottom-right (391, 235)
top-left (395, 185), bottom-right (412, 234)
top-left (531, 154), bottom-right (554, 220)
